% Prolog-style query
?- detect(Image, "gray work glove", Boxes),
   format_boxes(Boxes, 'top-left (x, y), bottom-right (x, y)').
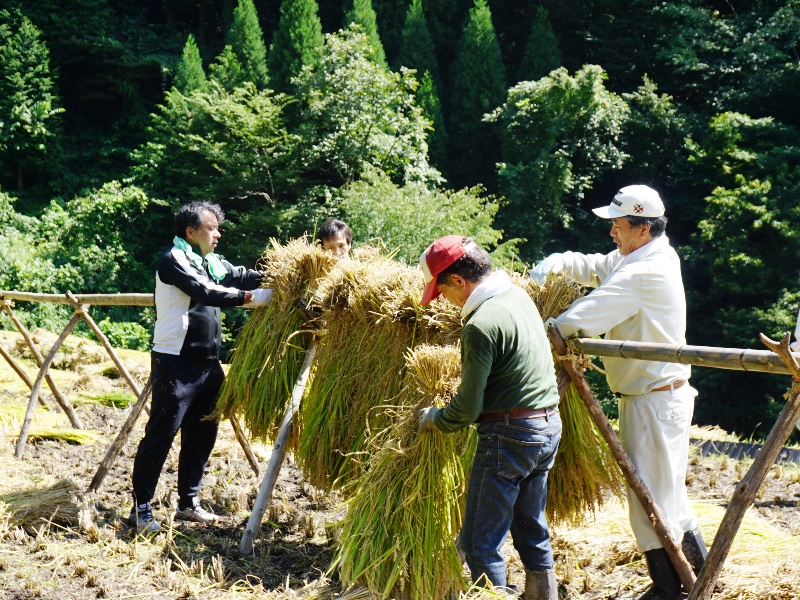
top-left (417, 406), bottom-right (440, 433)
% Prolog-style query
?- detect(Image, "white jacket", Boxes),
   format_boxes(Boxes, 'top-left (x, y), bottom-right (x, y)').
top-left (551, 235), bottom-right (691, 396)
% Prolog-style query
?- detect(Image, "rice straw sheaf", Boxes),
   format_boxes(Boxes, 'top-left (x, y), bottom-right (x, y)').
top-left (213, 238), bottom-right (337, 441)
top-left (522, 273), bottom-right (626, 526)
top-left (0, 479), bottom-right (79, 530)
top-left (333, 344), bottom-right (475, 600)
top-left (297, 255), bottom-right (433, 492)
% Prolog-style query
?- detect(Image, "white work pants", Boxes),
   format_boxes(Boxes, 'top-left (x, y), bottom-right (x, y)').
top-left (618, 384), bottom-right (699, 552)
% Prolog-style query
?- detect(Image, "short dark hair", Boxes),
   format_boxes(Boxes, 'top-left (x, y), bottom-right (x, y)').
top-left (175, 201), bottom-right (225, 238)
top-left (625, 215), bottom-right (668, 238)
top-left (436, 238), bottom-right (492, 285)
top-left (317, 218), bottom-right (352, 245)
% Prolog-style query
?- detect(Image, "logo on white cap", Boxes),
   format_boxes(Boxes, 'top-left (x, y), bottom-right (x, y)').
top-left (592, 185), bottom-right (665, 219)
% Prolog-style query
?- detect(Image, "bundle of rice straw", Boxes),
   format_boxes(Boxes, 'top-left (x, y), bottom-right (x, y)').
top-left (297, 251), bottom-right (458, 492)
top-left (213, 238), bottom-right (338, 440)
top-left (0, 479), bottom-right (79, 530)
top-left (333, 344), bottom-right (475, 600)
top-left (522, 272), bottom-right (625, 525)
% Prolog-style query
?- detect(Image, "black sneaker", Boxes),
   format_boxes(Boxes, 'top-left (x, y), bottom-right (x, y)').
top-left (129, 502), bottom-right (162, 533)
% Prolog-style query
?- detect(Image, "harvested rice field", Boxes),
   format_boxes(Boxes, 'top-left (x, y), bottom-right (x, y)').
top-left (1, 327), bottom-right (800, 600)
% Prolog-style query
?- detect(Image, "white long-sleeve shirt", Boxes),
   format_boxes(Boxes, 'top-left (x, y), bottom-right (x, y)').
top-left (551, 235), bottom-right (691, 396)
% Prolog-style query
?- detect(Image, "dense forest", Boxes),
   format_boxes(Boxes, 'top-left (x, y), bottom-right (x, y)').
top-left (1, 0), bottom-right (799, 441)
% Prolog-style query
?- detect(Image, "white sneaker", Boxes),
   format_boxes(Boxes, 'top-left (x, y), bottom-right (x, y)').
top-left (175, 499), bottom-right (218, 524)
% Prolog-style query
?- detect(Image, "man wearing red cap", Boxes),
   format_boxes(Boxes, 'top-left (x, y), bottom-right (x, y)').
top-left (418, 235), bottom-right (561, 600)
top-left (532, 185), bottom-right (707, 600)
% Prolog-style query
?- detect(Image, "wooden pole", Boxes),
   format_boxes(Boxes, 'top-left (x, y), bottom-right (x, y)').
top-left (0, 343), bottom-right (49, 408)
top-left (230, 414), bottom-right (260, 477)
top-left (2, 301), bottom-right (83, 428)
top-left (688, 333), bottom-right (800, 600)
top-left (15, 312), bottom-right (82, 458)
top-left (239, 340), bottom-right (318, 554)
top-left (1, 290), bottom-right (154, 306)
top-left (64, 291), bottom-right (149, 416)
top-left (88, 376), bottom-right (153, 493)
top-left (572, 337), bottom-right (793, 375)
top-left (547, 325), bottom-right (696, 592)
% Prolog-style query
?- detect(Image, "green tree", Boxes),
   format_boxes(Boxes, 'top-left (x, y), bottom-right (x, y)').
top-left (226, 0), bottom-right (269, 89)
top-left (517, 6), bottom-right (560, 83)
top-left (293, 27), bottom-right (439, 189)
top-left (132, 81), bottom-right (296, 201)
top-left (344, 0), bottom-right (387, 66)
top-left (397, 0), bottom-right (440, 88)
top-left (209, 45), bottom-right (246, 91)
top-left (337, 166), bottom-right (512, 265)
top-left (174, 34), bottom-right (207, 93)
top-left (487, 65), bottom-right (629, 259)
top-left (449, 0), bottom-right (506, 190)
top-left (372, 0), bottom-right (410, 64)
top-left (416, 71), bottom-right (448, 171)
top-left (0, 8), bottom-right (63, 192)
top-left (266, 0), bottom-right (324, 94)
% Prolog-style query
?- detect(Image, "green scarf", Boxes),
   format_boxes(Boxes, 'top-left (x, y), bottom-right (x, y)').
top-left (173, 236), bottom-right (228, 282)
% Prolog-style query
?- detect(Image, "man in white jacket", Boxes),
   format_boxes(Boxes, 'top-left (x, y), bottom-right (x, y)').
top-left (532, 185), bottom-right (707, 600)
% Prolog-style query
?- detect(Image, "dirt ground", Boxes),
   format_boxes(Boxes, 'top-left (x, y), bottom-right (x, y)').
top-left (1, 329), bottom-right (800, 600)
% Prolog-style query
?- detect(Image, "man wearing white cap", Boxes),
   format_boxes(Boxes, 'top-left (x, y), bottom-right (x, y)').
top-left (418, 235), bottom-right (561, 600)
top-left (531, 185), bottom-right (707, 600)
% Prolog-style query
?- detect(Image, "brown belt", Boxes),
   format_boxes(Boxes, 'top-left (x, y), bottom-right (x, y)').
top-left (614, 380), bottom-right (688, 398)
top-left (478, 407), bottom-right (556, 423)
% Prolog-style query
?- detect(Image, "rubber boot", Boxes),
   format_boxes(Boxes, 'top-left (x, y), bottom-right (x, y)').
top-left (637, 549), bottom-right (682, 600)
top-left (681, 527), bottom-right (708, 575)
top-left (524, 568), bottom-right (558, 600)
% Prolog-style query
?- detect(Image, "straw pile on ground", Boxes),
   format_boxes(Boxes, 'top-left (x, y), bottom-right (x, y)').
top-left (213, 238), bottom-right (337, 440)
top-left (333, 344), bottom-right (475, 600)
top-left (522, 273), bottom-right (626, 525)
top-left (0, 479), bottom-right (79, 532)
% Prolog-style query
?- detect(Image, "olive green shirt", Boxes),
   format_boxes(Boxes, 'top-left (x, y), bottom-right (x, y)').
top-left (434, 285), bottom-right (560, 433)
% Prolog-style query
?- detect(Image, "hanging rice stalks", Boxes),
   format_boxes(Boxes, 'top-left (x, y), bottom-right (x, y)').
top-left (297, 256), bottom-right (431, 492)
top-left (0, 479), bottom-right (79, 530)
top-left (213, 238), bottom-right (336, 441)
top-left (333, 344), bottom-right (476, 600)
top-left (523, 273), bottom-right (626, 526)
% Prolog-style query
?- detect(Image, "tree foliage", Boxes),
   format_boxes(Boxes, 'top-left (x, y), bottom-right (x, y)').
top-left (488, 65), bottom-right (629, 257)
top-left (174, 34), bottom-right (207, 94)
top-left (0, 8), bottom-right (63, 191)
top-left (344, 0), bottom-right (387, 66)
top-left (226, 0), bottom-right (270, 89)
top-left (517, 6), bottom-right (561, 83)
top-left (267, 0), bottom-right (325, 94)
top-left (397, 0), bottom-right (440, 88)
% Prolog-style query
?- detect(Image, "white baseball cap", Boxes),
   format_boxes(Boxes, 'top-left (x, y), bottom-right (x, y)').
top-left (592, 185), bottom-right (665, 219)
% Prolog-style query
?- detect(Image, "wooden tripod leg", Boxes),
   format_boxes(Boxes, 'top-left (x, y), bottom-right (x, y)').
top-left (230, 414), bottom-right (260, 477)
top-left (239, 341), bottom-right (317, 554)
top-left (15, 313), bottom-right (82, 459)
top-left (89, 376), bottom-right (153, 493)
top-left (3, 301), bottom-right (83, 428)
top-left (0, 343), bottom-right (48, 407)
top-left (547, 325), bottom-right (696, 592)
top-left (688, 333), bottom-right (800, 600)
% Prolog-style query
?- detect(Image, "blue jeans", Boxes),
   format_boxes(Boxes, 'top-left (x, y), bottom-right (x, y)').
top-left (459, 411), bottom-right (562, 587)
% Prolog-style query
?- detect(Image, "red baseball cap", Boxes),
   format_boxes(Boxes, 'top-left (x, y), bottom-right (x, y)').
top-left (419, 235), bottom-right (470, 305)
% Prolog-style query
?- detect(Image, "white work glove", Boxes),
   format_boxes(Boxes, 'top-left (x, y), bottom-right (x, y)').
top-left (417, 406), bottom-right (440, 433)
top-left (244, 288), bottom-right (273, 307)
top-left (791, 340), bottom-right (800, 353)
top-left (529, 253), bottom-right (564, 286)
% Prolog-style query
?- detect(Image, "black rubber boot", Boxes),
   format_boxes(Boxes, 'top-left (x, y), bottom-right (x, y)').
top-left (681, 527), bottom-right (708, 575)
top-left (637, 549), bottom-right (682, 600)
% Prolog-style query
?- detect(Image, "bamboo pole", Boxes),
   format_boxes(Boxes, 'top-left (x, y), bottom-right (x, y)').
top-left (89, 376), bottom-right (153, 493)
top-left (15, 312), bottom-right (82, 459)
top-left (239, 340), bottom-right (318, 555)
top-left (547, 325), bottom-right (696, 592)
top-left (65, 291), bottom-right (149, 416)
top-left (0, 343), bottom-right (49, 408)
top-left (0, 290), bottom-right (154, 306)
top-left (688, 333), bottom-right (800, 600)
top-left (230, 414), bottom-right (260, 477)
top-left (2, 301), bottom-right (83, 427)
top-left (572, 337), bottom-right (793, 375)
